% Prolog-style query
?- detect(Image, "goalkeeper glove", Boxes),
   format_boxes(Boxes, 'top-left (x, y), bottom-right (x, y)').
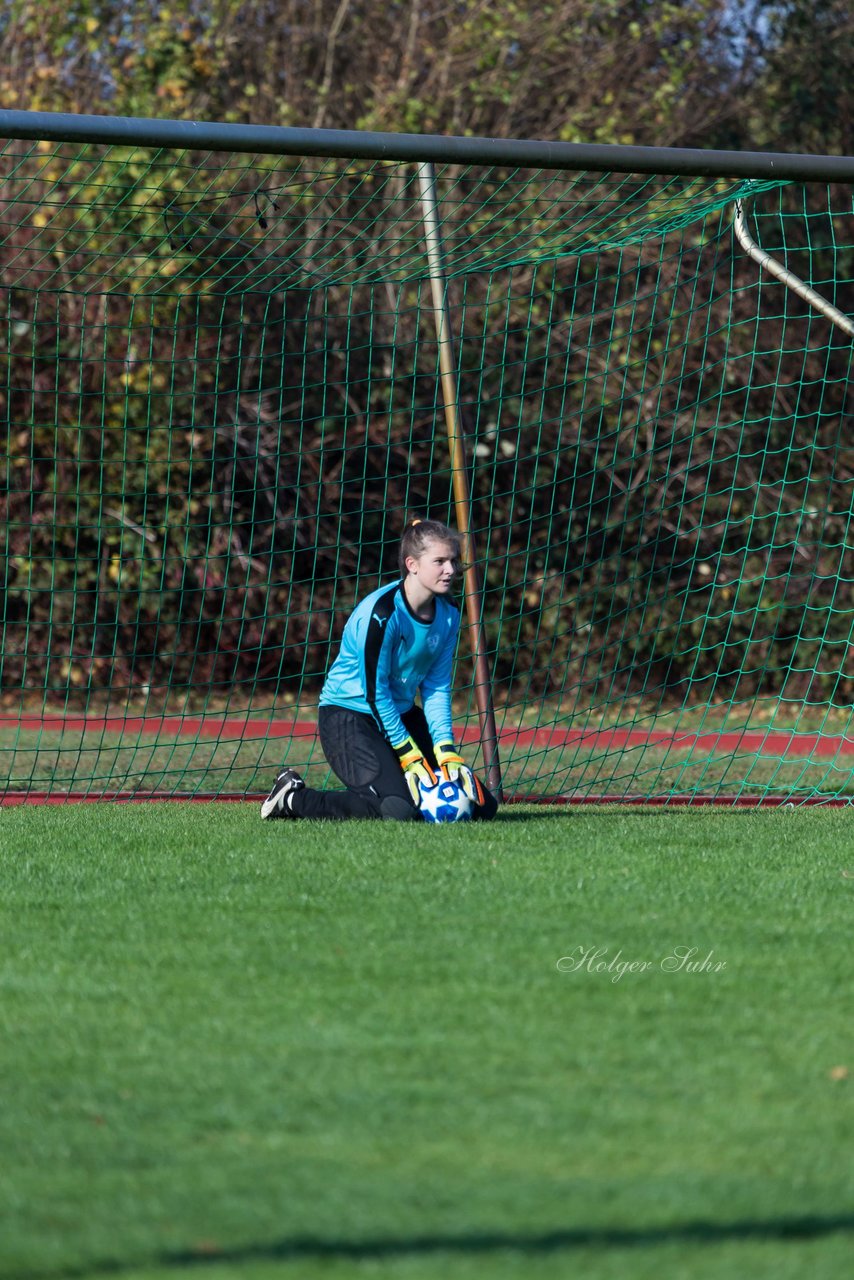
top-left (394, 737), bottom-right (438, 806)
top-left (434, 741), bottom-right (487, 806)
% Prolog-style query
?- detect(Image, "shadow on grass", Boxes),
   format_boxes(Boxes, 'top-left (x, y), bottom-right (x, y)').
top-left (18, 1214), bottom-right (854, 1279)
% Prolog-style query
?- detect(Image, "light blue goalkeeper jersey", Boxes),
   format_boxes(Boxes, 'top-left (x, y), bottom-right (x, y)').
top-left (319, 580), bottom-right (460, 748)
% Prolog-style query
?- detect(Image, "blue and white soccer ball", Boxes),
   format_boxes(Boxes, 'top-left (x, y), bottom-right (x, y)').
top-left (418, 777), bottom-right (473, 823)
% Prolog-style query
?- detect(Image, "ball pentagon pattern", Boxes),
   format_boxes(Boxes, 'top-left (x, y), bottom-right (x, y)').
top-left (418, 777), bottom-right (473, 823)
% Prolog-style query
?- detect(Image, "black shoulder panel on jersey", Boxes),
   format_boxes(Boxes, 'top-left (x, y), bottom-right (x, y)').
top-left (364, 583), bottom-right (400, 732)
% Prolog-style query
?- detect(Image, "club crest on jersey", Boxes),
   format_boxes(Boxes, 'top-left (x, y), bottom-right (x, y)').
top-left (427, 633), bottom-right (440, 651)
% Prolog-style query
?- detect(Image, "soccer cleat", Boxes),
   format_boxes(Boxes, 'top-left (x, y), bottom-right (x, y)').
top-left (260, 768), bottom-right (305, 820)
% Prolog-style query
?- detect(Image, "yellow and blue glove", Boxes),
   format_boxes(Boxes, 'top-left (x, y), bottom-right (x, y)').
top-left (394, 737), bottom-right (438, 806)
top-left (434, 741), bottom-right (487, 806)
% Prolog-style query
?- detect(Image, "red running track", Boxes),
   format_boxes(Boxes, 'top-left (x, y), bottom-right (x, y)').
top-left (2, 714), bottom-right (854, 757)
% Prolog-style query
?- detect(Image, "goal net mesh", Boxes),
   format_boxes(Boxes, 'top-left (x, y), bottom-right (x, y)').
top-left (2, 131), bottom-right (853, 803)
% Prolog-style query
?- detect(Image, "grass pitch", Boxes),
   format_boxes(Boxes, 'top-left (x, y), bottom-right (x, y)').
top-left (1, 804), bottom-right (853, 1280)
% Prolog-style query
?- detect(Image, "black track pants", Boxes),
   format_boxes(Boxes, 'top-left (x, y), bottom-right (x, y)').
top-left (289, 704), bottom-right (498, 821)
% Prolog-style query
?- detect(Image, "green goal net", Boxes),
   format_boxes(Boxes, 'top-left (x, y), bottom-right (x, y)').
top-left (2, 118), bottom-right (854, 804)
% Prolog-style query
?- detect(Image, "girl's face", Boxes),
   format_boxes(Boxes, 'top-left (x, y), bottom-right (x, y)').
top-left (405, 539), bottom-right (459, 596)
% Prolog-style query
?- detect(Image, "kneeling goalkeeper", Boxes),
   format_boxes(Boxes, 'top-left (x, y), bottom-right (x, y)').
top-left (261, 519), bottom-right (497, 822)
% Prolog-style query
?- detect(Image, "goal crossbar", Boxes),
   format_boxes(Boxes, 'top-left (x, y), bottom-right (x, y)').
top-left (2, 110), bottom-right (854, 805)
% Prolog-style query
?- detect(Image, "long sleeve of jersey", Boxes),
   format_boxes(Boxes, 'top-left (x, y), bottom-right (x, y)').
top-left (362, 608), bottom-right (410, 746)
top-left (420, 618), bottom-right (457, 744)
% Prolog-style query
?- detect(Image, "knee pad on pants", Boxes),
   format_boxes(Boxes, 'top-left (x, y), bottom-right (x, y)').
top-left (380, 794), bottom-right (422, 822)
